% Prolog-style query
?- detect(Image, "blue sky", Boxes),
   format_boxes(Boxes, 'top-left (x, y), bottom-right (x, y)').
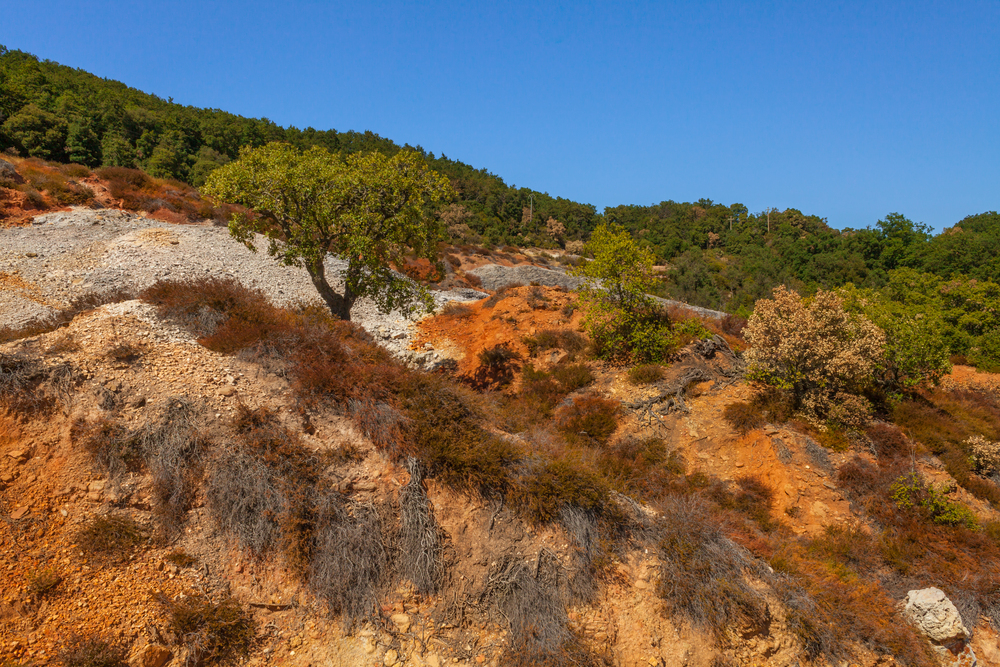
top-left (3, 0), bottom-right (998, 231)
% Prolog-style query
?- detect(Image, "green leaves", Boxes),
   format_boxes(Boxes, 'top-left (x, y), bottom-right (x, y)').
top-left (203, 142), bottom-right (455, 320)
top-left (572, 222), bottom-right (673, 362)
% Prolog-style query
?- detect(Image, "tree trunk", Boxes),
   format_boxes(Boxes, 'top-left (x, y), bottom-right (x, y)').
top-left (306, 258), bottom-right (352, 320)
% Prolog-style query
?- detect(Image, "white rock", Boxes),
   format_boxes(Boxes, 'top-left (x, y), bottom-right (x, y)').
top-left (904, 588), bottom-right (969, 644)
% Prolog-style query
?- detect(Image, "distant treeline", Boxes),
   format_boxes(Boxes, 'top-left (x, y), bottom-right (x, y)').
top-left (0, 46), bottom-right (598, 247)
top-left (1, 46), bottom-right (997, 319)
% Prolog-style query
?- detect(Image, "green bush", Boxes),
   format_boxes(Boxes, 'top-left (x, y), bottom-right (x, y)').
top-left (890, 472), bottom-right (978, 529)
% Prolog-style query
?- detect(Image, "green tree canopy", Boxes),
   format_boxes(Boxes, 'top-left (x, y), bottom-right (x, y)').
top-left (572, 221), bottom-right (673, 362)
top-left (203, 142), bottom-right (455, 320)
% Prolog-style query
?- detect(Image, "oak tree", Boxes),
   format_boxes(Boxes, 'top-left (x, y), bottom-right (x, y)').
top-left (203, 143), bottom-right (454, 320)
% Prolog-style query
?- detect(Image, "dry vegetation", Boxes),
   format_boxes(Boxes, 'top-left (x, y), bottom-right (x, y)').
top-left (5, 264), bottom-right (1000, 666)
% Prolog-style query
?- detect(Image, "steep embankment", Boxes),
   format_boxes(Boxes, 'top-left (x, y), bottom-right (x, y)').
top-left (3, 206), bottom-right (1000, 667)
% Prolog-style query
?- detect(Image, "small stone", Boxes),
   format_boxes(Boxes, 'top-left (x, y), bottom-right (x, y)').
top-left (390, 613), bottom-right (411, 633)
top-left (140, 644), bottom-right (172, 667)
top-left (10, 506), bottom-right (29, 520)
top-left (218, 386), bottom-right (236, 397)
top-left (88, 480), bottom-right (106, 492)
top-left (425, 655), bottom-right (442, 667)
top-left (25, 252), bottom-right (37, 258)
top-left (384, 648), bottom-right (399, 666)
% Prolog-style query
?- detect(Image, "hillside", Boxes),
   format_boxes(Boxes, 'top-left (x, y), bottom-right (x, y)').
top-left (2, 200), bottom-right (1000, 667)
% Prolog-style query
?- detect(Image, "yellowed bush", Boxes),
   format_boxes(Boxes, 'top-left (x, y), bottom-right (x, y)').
top-left (745, 286), bottom-right (885, 428)
top-left (968, 435), bottom-right (1000, 476)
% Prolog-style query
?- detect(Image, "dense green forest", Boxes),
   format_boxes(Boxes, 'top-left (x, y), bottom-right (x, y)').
top-left (0, 46), bottom-right (598, 247)
top-left (1, 45), bottom-right (997, 364)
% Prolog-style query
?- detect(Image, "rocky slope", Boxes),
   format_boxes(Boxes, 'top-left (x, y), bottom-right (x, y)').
top-left (2, 207), bottom-right (1000, 667)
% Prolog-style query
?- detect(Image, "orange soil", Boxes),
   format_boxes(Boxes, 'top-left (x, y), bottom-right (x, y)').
top-left (414, 285), bottom-right (583, 376)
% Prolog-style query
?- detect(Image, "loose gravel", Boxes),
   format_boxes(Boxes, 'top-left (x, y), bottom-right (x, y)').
top-left (1, 208), bottom-right (486, 366)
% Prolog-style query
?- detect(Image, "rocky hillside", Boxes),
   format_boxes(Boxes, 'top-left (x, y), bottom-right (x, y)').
top-left (3, 205), bottom-right (1000, 667)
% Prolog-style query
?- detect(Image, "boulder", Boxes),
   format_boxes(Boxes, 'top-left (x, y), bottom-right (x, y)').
top-left (0, 159), bottom-right (25, 184)
top-left (904, 588), bottom-right (977, 665)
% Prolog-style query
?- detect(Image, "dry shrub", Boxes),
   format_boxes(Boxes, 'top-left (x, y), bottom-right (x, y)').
top-left (655, 495), bottom-right (771, 641)
top-left (348, 398), bottom-right (408, 451)
top-left (524, 329), bottom-right (588, 358)
top-left (72, 417), bottom-right (142, 479)
top-left (482, 553), bottom-right (582, 663)
top-left (399, 375), bottom-right (520, 496)
top-left (76, 515), bottom-right (150, 564)
top-left (96, 166), bottom-right (152, 193)
top-left (867, 423), bottom-right (912, 461)
top-left (210, 405), bottom-right (320, 567)
top-left (440, 301), bottom-right (473, 318)
top-left (627, 364), bottom-right (663, 385)
top-left (398, 458), bottom-right (443, 594)
top-left (550, 363), bottom-right (593, 391)
top-left (27, 567), bottom-right (61, 598)
top-left (968, 435), bottom-right (1000, 476)
top-left (0, 352), bottom-right (62, 415)
top-left (58, 635), bottom-right (128, 667)
top-left (709, 476), bottom-right (777, 532)
top-left (720, 313), bottom-right (748, 337)
top-left (555, 394), bottom-right (619, 445)
top-left (597, 437), bottom-right (685, 500)
top-left (165, 595), bottom-right (254, 667)
top-left (74, 400), bottom-right (207, 536)
top-left (308, 496), bottom-right (392, 628)
top-left (512, 459), bottom-right (613, 524)
top-left (722, 401), bottom-right (763, 434)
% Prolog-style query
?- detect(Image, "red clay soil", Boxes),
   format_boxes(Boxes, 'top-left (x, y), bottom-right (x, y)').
top-left (414, 285), bottom-right (584, 377)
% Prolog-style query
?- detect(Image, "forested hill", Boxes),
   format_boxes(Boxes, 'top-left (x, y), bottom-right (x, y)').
top-left (1, 46), bottom-right (997, 321)
top-left (0, 46), bottom-right (599, 246)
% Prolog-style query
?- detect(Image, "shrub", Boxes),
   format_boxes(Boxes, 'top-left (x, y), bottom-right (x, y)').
top-left (627, 364), bottom-right (663, 385)
top-left (744, 286), bottom-right (885, 428)
top-left (166, 595), bottom-right (254, 666)
top-left (398, 458), bottom-right (443, 594)
top-left (76, 515), bottom-right (150, 564)
top-left (478, 343), bottom-right (522, 370)
top-left (571, 222), bottom-right (675, 363)
top-left (555, 394), bottom-right (619, 445)
top-left (968, 435), bottom-right (1000, 476)
top-left (550, 363), bottom-right (594, 392)
top-left (655, 496), bottom-right (770, 640)
top-left (721, 314), bottom-right (748, 337)
top-left (58, 635), bottom-right (128, 667)
top-left (890, 472), bottom-right (978, 529)
top-left (400, 375), bottom-right (520, 496)
top-left (512, 459), bottom-right (613, 524)
top-left (27, 567), bottom-right (61, 598)
top-left (308, 496), bottom-right (392, 628)
top-left (523, 328), bottom-right (588, 358)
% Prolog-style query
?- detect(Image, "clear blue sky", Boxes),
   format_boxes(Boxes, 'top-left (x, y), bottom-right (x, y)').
top-left (4, 0), bottom-right (998, 231)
